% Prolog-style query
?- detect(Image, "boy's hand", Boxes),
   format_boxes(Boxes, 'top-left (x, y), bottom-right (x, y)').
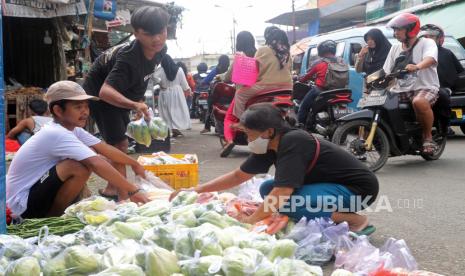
top-left (134, 102), bottom-right (150, 118)
top-left (131, 164), bottom-right (146, 179)
top-left (405, 64), bottom-right (419, 72)
top-left (129, 190), bottom-right (150, 204)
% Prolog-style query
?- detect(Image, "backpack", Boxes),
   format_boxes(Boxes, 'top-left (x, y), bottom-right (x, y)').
top-left (322, 57), bottom-right (349, 90)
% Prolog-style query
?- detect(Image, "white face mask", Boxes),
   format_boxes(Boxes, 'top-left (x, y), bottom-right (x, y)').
top-left (247, 136), bottom-right (270, 154)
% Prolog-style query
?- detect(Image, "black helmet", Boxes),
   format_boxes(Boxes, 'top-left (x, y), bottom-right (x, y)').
top-left (197, 62), bottom-right (208, 73)
top-left (317, 40), bottom-right (337, 56)
top-left (419, 24), bottom-right (444, 40)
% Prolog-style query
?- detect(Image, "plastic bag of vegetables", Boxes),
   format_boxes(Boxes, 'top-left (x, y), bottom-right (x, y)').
top-left (0, 235), bottom-right (35, 260)
top-left (268, 239), bottom-right (298, 262)
top-left (276, 258), bottom-right (323, 276)
top-left (179, 255), bottom-right (223, 276)
top-left (91, 264), bottom-right (144, 276)
top-left (126, 117), bottom-right (152, 147)
top-left (188, 224), bottom-right (223, 256)
top-left (5, 256), bottom-right (41, 276)
top-left (102, 240), bottom-right (139, 268)
top-left (172, 191), bottom-right (199, 207)
top-left (145, 245), bottom-right (181, 276)
top-left (149, 117), bottom-right (169, 140)
top-left (63, 245), bottom-right (101, 274)
top-left (221, 247), bottom-right (265, 276)
top-left (141, 223), bottom-right (182, 251)
top-left (174, 229), bottom-right (196, 260)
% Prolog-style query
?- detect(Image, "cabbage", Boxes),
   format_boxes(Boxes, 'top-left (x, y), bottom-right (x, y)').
top-left (42, 253), bottom-right (66, 276)
top-left (173, 209), bottom-right (198, 228)
top-left (174, 235), bottom-right (195, 259)
top-left (142, 224), bottom-right (178, 250)
top-left (5, 257), bottom-right (40, 276)
top-left (172, 191), bottom-right (199, 207)
top-left (180, 255), bottom-right (223, 276)
top-left (198, 211), bottom-right (248, 229)
top-left (109, 222), bottom-right (145, 240)
top-left (0, 235), bottom-right (32, 259)
top-left (221, 247), bottom-right (263, 276)
top-left (276, 259), bottom-right (323, 276)
top-left (145, 245), bottom-right (180, 276)
top-left (189, 224), bottom-right (223, 256)
top-left (102, 246), bottom-right (136, 268)
top-left (92, 264), bottom-right (144, 276)
top-left (268, 239), bottom-right (298, 261)
top-left (64, 246), bottom-right (100, 274)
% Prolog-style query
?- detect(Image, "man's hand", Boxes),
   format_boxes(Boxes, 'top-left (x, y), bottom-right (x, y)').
top-left (130, 190), bottom-right (150, 204)
top-left (359, 46), bottom-right (369, 57)
top-left (132, 163), bottom-right (146, 179)
top-left (405, 64), bottom-right (419, 73)
top-left (134, 102), bottom-right (150, 118)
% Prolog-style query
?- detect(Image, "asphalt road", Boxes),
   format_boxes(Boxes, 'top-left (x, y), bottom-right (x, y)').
top-left (90, 121), bottom-right (465, 275)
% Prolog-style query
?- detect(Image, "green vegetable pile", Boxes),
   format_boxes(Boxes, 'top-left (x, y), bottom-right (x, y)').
top-left (7, 217), bottom-right (85, 238)
top-left (127, 117), bottom-right (169, 147)
top-left (0, 193), bottom-right (323, 276)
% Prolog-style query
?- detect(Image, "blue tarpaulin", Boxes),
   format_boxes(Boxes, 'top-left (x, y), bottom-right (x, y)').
top-left (0, 5), bottom-right (6, 234)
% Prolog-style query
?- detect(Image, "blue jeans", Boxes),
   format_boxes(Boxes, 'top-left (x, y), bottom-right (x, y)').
top-left (298, 86), bottom-right (322, 124)
top-left (17, 131), bottom-right (32, 145)
top-left (259, 179), bottom-right (356, 221)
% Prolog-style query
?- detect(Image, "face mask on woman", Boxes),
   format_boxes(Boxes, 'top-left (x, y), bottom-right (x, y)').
top-left (248, 136), bottom-right (270, 154)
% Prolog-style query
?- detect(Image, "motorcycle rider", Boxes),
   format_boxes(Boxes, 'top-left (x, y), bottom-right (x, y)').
top-left (191, 63), bottom-right (209, 118)
top-left (383, 13), bottom-right (440, 155)
top-left (419, 24), bottom-right (464, 89)
top-left (298, 40), bottom-right (349, 126)
top-left (200, 55), bottom-right (230, 134)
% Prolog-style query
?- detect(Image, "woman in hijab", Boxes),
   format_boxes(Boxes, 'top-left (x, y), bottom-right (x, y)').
top-left (355, 28), bottom-right (392, 76)
top-left (155, 54), bottom-right (192, 137)
top-left (221, 26), bottom-right (293, 157)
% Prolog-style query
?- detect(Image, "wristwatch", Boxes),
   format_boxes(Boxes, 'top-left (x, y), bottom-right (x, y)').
top-left (128, 188), bottom-right (143, 197)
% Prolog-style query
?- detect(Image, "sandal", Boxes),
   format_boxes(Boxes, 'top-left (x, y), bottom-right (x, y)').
top-left (98, 189), bottom-right (118, 201)
top-left (422, 140), bottom-right (438, 155)
top-left (350, 225), bottom-right (377, 237)
top-left (220, 142), bottom-right (235, 158)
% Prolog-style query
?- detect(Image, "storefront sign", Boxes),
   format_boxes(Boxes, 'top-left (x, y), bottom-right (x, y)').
top-left (2, 0), bottom-right (87, 18)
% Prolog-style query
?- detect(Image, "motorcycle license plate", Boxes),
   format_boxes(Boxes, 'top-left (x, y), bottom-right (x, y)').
top-left (198, 100), bottom-right (208, 105)
top-left (357, 95), bottom-right (387, 108)
top-left (452, 108), bottom-right (463, 119)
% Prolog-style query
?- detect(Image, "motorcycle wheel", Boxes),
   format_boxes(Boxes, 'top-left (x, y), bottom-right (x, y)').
top-left (421, 131), bottom-right (447, 161)
top-left (332, 120), bottom-right (390, 172)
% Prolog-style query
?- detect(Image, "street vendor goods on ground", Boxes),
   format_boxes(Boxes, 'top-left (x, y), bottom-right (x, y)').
top-left (2, 176), bottom-right (443, 276)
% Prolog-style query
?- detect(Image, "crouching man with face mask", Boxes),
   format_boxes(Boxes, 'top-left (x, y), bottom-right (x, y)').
top-left (170, 103), bottom-right (379, 235)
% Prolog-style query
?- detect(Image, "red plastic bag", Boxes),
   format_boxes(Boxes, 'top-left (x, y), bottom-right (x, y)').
top-left (5, 138), bottom-right (20, 152)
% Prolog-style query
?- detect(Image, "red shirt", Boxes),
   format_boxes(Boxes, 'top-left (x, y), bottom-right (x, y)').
top-left (299, 60), bottom-right (328, 89)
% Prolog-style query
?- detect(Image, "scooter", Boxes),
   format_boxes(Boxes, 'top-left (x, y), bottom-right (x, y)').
top-left (293, 81), bottom-right (353, 138)
top-left (331, 67), bottom-right (448, 172)
top-left (211, 82), bottom-right (293, 150)
top-left (195, 90), bottom-right (210, 123)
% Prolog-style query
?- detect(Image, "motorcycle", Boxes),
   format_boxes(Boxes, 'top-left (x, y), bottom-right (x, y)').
top-left (195, 90), bottom-right (210, 123)
top-left (293, 81), bottom-right (353, 138)
top-left (211, 82), bottom-right (293, 150)
top-left (331, 67), bottom-right (448, 172)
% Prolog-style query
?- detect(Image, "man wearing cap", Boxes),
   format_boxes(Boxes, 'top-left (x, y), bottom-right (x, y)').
top-left (83, 6), bottom-right (169, 199)
top-left (6, 81), bottom-right (150, 219)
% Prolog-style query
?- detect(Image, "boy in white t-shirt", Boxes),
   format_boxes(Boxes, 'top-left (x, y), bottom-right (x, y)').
top-left (6, 81), bottom-right (149, 218)
top-left (383, 13), bottom-right (440, 155)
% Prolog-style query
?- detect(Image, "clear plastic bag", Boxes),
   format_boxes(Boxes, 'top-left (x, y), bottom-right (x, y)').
top-left (179, 255), bottom-right (223, 276)
top-left (126, 109), bottom-right (169, 147)
top-left (237, 174), bottom-right (273, 202)
top-left (379, 238), bottom-right (418, 272)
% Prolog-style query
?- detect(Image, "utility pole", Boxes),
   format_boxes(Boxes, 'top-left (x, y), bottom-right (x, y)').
top-left (85, 0), bottom-right (95, 62)
top-left (292, 0), bottom-right (296, 44)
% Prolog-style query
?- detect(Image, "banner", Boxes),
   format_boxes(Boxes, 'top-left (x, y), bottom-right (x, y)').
top-left (2, 0), bottom-right (87, 18)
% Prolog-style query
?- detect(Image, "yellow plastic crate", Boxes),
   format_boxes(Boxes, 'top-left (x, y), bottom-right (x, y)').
top-left (138, 154), bottom-right (199, 190)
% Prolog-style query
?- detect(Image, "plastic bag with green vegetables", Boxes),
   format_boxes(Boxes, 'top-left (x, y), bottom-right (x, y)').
top-left (102, 240), bottom-right (139, 268)
top-left (172, 191), bottom-right (199, 207)
top-left (145, 245), bottom-right (181, 276)
top-left (189, 224), bottom-right (223, 256)
top-left (174, 229), bottom-right (195, 260)
top-left (221, 247), bottom-right (264, 276)
top-left (41, 252), bottom-right (67, 276)
top-left (276, 258), bottom-right (323, 276)
top-left (63, 245), bottom-right (101, 274)
top-left (5, 256), bottom-right (41, 276)
top-left (179, 255), bottom-right (223, 276)
top-left (126, 117), bottom-right (152, 147)
top-left (91, 264), bottom-right (144, 276)
top-left (108, 221), bottom-right (145, 240)
top-left (141, 223), bottom-right (180, 251)
top-left (0, 235), bottom-right (34, 259)
top-left (268, 239), bottom-right (298, 262)
top-left (149, 117), bottom-right (169, 140)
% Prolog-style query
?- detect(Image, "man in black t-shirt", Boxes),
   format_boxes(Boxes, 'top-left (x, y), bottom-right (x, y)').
top-left (82, 6), bottom-right (169, 198)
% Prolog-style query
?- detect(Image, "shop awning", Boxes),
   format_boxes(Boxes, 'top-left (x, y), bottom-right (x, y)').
top-left (417, 0), bottom-right (465, 39)
top-left (266, 9), bottom-right (319, 26)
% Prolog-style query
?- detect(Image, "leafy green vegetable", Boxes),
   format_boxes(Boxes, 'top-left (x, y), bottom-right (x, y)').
top-left (109, 222), bottom-right (145, 240)
top-left (5, 257), bottom-right (40, 276)
top-left (93, 264), bottom-right (144, 276)
top-left (180, 255), bottom-right (223, 276)
top-left (172, 191), bottom-right (199, 207)
top-left (145, 245), bottom-right (181, 276)
top-left (276, 258), bottom-right (323, 276)
top-left (64, 246), bottom-right (100, 274)
top-left (268, 239), bottom-right (298, 262)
